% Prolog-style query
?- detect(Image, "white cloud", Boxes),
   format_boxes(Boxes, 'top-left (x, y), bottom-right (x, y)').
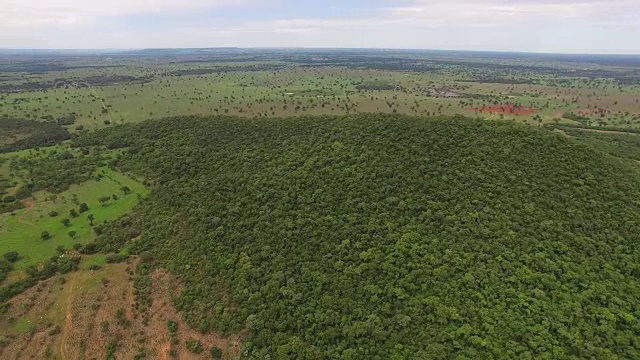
top-left (389, 0), bottom-right (640, 26)
top-left (0, 0), bottom-right (639, 52)
top-left (0, 0), bottom-right (250, 30)
top-left (4, 0), bottom-right (248, 16)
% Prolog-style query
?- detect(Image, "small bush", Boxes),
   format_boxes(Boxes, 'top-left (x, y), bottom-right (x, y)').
top-left (185, 339), bottom-right (204, 354)
top-left (167, 320), bottom-right (178, 335)
top-left (3, 251), bottom-right (19, 263)
top-left (2, 196), bottom-right (15, 203)
top-left (210, 347), bottom-right (223, 360)
top-left (48, 325), bottom-right (61, 336)
top-left (105, 254), bottom-right (128, 264)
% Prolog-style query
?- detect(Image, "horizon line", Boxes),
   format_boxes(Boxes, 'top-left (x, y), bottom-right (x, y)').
top-left (0, 47), bottom-right (639, 57)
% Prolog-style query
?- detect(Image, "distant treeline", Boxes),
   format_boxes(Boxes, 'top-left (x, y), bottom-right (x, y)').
top-left (0, 118), bottom-right (71, 153)
top-left (0, 75), bottom-right (153, 93)
top-left (170, 64), bottom-right (286, 76)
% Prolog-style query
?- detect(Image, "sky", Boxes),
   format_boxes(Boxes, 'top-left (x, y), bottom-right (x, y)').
top-left (1, 0), bottom-right (639, 54)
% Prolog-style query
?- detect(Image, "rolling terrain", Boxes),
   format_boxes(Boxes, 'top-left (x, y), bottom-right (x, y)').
top-left (68, 114), bottom-right (640, 359)
top-left (2, 49), bottom-right (640, 359)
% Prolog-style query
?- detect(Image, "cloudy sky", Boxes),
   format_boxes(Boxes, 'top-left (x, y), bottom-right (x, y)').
top-left (1, 0), bottom-right (639, 53)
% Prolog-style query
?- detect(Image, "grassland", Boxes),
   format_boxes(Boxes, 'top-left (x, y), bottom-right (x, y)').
top-left (0, 167), bottom-right (147, 270)
top-left (2, 50), bottom-right (639, 133)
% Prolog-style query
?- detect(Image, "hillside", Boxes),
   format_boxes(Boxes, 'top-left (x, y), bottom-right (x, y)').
top-left (72, 114), bottom-right (640, 359)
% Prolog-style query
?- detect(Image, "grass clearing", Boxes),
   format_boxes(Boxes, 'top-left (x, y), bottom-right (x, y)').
top-left (0, 168), bottom-right (147, 271)
top-left (80, 255), bottom-right (107, 270)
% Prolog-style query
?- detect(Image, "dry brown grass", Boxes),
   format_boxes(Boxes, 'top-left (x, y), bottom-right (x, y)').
top-left (0, 258), bottom-right (244, 359)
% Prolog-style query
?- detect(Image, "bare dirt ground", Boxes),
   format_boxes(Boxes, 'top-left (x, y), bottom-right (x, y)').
top-left (147, 270), bottom-right (244, 360)
top-left (562, 127), bottom-right (640, 136)
top-left (0, 259), bottom-right (244, 359)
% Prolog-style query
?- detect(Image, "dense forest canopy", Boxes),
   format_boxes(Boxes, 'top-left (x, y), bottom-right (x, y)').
top-left (74, 114), bottom-right (640, 359)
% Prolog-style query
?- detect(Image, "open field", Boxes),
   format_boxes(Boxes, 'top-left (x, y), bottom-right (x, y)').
top-left (0, 167), bottom-right (147, 270)
top-left (2, 49), bottom-right (640, 132)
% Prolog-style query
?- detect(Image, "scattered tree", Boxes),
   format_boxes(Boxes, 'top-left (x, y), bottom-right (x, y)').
top-left (99, 196), bottom-right (111, 206)
top-left (3, 251), bottom-right (19, 263)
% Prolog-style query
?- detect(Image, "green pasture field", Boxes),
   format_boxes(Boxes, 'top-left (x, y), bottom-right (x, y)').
top-left (2, 60), bottom-right (640, 132)
top-left (0, 167), bottom-right (147, 270)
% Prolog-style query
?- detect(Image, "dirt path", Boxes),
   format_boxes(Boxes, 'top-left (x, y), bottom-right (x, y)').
top-left (559, 126), bottom-right (640, 136)
top-left (59, 273), bottom-right (80, 360)
top-left (90, 89), bottom-right (114, 124)
top-left (159, 343), bottom-right (170, 360)
top-left (16, 199), bottom-right (36, 223)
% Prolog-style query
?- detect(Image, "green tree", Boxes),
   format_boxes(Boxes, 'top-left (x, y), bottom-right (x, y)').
top-left (3, 251), bottom-right (19, 263)
top-left (69, 209), bottom-right (79, 218)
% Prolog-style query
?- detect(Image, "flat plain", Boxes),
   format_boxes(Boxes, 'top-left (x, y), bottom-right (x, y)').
top-left (2, 49), bottom-right (640, 359)
top-left (2, 50), bottom-right (639, 132)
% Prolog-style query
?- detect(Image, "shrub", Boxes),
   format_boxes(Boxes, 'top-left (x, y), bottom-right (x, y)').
top-left (3, 251), bottom-right (19, 263)
top-left (185, 339), bottom-right (204, 354)
top-left (2, 196), bottom-right (15, 203)
top-left (210, 347), bottom-right (223, 360)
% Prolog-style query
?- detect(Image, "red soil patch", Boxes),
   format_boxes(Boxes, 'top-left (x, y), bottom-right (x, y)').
top-left (469, 104), bottom-right (537, 116)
